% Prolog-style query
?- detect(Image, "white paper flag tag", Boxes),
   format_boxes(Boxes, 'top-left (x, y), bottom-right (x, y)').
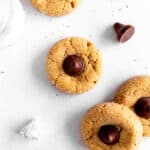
top-left (19, 119), bottom-right (40, 140)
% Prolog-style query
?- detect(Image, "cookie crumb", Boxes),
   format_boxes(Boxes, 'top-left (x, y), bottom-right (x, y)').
top-left (118, 8), bottom-right (122, 12)
top-left (0, 71), bottom-right (4, 75)
top-left (133, 59), bottom-right (137, 62)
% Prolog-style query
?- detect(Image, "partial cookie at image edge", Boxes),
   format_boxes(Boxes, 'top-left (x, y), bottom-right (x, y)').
top-left (31, 0), bottom-right (79, 16)
top-left (114, 75), bottom-right (150, 136)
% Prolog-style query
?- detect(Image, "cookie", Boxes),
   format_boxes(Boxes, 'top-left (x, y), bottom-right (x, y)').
top-left (32, 0), bottom-right (79, 16)
top-left (46, 37), bottom-right (102, 94)
top-left (114, 75), bottom-right (150, 136)
top-left (81, 102), bottom-right (143, 150)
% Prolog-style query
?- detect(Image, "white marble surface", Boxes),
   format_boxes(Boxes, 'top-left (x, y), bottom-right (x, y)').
top-left (0, 0), bottom-right (25, 48)
top-left (0, 0), bottom-right (149, 149)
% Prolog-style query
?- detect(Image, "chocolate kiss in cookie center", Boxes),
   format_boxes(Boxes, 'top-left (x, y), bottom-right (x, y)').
top-left (63, 55), bottom-right (85, 76)
top-left (98, 125), bottom-right (120, 145)
top-left (134, 97), bottom-right (150, 119)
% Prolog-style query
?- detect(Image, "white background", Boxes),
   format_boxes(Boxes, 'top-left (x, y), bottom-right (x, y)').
top-left (0, 0), bottom-right (150, 149)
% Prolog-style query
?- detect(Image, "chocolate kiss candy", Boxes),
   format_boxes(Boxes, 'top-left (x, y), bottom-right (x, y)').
top-left (63, 55), bottom-right (85, 76)
top-left (134, 97), bottom-right (150, 119)
top-left (113, 22), bottom-right (135, 43)
top-left (98, 125), bottom-right (120, 145)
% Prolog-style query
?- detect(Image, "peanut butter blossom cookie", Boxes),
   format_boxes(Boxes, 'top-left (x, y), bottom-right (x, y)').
top-left (81, 103), bottom-right (143, 150)
top-left (32, 0), bottom-right (79, 16)
top-left (114, 75), bottom-right (150, 136)
top-left (46, 37), bottom-right (102, 94)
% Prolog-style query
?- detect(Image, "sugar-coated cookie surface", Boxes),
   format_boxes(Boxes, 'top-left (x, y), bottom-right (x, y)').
top-left (46, 37), bottom-right (102, 94)
top-left (81, 102), bottom-right (143, 150)
top-left (32, 0), bottom-right (79, 16)
top-left (114, 75), bottom-right (150, 136)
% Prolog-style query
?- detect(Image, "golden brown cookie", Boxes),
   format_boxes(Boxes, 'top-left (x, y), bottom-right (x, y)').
top-left (46, 37), bottom-right (102, 94)
top-left (81, 102), bottom-right (143, 150)
top-left (114, 75), bottom-right (150, 136)
top-left (32, 0), bottom-right (79, 16)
